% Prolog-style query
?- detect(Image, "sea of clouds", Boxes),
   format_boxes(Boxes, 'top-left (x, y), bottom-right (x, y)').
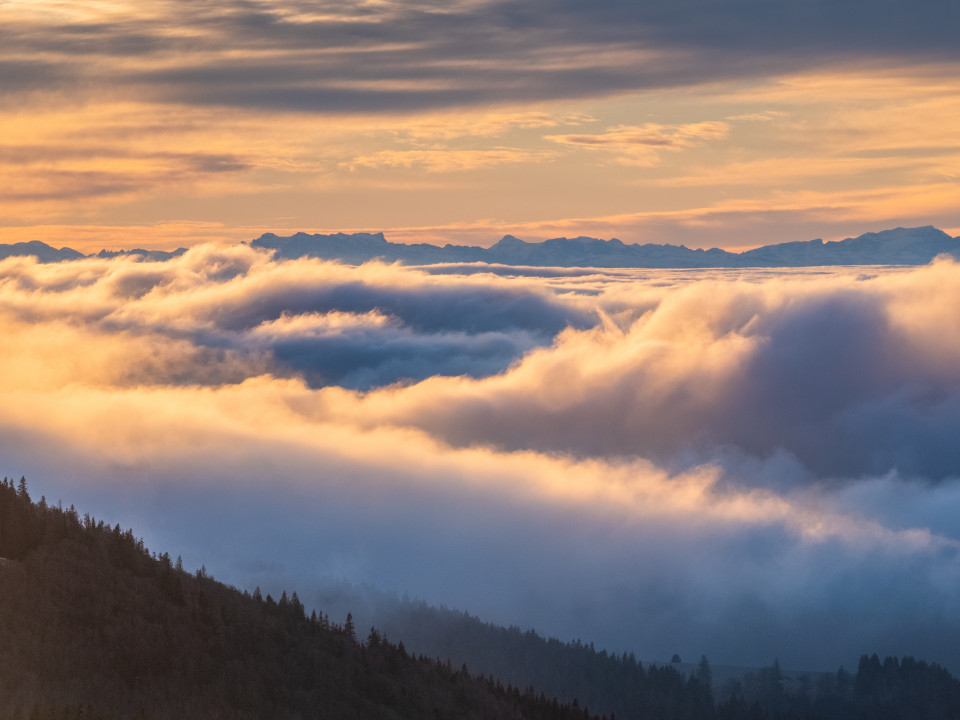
top-left (3, 245), bottom-right (960, 670)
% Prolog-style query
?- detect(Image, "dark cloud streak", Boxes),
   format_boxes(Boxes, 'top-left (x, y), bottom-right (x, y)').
top-left (4, 0), bottom-right (958, 113)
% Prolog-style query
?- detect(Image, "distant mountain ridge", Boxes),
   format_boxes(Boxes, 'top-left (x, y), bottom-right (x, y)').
top-left (0, 240), bottom-right (85, 263)
top-left (251, 226), bottom-right (960, 268)
top-left (3, 226), bottom-right (959, 268)
top-left (0, 243), bottom-right (187, 264)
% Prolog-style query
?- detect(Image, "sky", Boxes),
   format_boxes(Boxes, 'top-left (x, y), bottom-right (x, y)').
top-left (5, 248), bottom-right (960, 672)
top-left (2, 0), bottom-right (960, 250)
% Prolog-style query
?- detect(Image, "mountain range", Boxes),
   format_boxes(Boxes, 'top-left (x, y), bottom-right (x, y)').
top-left (0, 242), bottom-right (188, 263)
top-left (2, 226), bottom-right (959, 268)
top-left (250, 225), bottom-right (960, 268)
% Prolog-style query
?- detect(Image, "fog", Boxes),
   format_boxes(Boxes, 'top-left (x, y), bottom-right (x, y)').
top-left (3, 247), bottom-right (960, 671)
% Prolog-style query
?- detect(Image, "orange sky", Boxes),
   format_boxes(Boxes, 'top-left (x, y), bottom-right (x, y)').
top-left (2, 1), bottom-right (959, 251)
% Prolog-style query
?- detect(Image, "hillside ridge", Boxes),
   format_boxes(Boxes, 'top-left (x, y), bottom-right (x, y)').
top-left (4, 478), bottom-right (960, 719)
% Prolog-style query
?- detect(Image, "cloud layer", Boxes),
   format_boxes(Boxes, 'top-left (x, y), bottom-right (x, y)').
top-left (343, 261), bottom-right (960, 480)
top-left (3, 248), bottom-right (960, 671)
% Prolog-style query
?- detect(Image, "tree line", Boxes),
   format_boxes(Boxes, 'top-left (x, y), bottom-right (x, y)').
top-left (0, 477), bottom-right (606, 720)
top-left (2, 477), bottom-right (959, 720)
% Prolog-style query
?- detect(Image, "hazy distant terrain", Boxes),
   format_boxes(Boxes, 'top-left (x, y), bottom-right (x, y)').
top-left (252, 226), bottom-right (960, 267)
top-left (3, 226), bottom-right (959, 268)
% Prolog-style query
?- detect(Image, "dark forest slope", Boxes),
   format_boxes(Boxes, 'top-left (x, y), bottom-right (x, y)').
top-left (3, 477), bottom-right (960, 720)
top-left (315, 591), bottom-right (960, 720)
top-left (0, 478), bottom-right (604, 720)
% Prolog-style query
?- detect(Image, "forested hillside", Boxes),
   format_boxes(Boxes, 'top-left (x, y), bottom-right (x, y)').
top-left (324, 594), bottom-right (960, 720)
top-left (321, 592), bottom-right (715, 720)
top-left (0, 478), bottom-right (602, 720)
top-left (2, 477), bottom-right (960, 720)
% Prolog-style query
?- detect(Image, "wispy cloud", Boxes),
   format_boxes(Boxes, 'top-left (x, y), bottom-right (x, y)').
top-left (390, 111), bottom-right (596, 141)
top-left (342, 147), bottom-right (557, 172)
top-left (546, 121), bottom-right (729, 165)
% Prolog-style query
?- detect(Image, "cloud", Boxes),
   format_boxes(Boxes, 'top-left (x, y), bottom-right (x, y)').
top-left (3, 0), bottom-right (958, 115)
top-left (547, 122), bottom-right (729, 148)
top-left (327, 259), bottom-right (960, 481)
top-left (546, 121), bottom-right (729, 165)
top-left (0, 137), bottom-right (258, 220)
top-left (342, 147), bottom-right (556, 172)
top-left (0, 245), bottom-right (592, 388)
top-left (4, 248), bottom-right (960, 672)
top-left (391, 111), bottom-right (596, 141)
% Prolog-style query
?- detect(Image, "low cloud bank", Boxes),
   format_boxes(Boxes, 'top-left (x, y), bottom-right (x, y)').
top-left (0, 245), bottom-right (589, 389)
top-left (339, 260), bottom-right (960, 480)
top-left (2, 247), bottom-right (960, 671)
